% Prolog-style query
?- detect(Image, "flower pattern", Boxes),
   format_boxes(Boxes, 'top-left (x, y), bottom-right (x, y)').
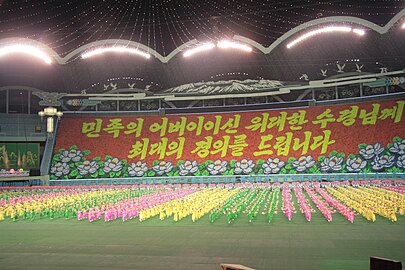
top-left (77, 160), bottom-right (99, 176)
top-left (103, 157), bottom-right (123, 173)
top-left (346, 157), bottom-right (367, 173)
top-left (207, 160), bottom-right (228, 175)
top-left (397, 155), bottom-right (405, 169)
top-left (50, 162), bottom-right (70, 177)
top-left (389, 139), bottom-right (405, 156)
top-left (60, 149), bottom-right (83, 163)
top-left (234, 159), bottom-right (255, 175)
top-left (152, 161), bottom-right (173, 175)
top-left (128, 161), bottom-right (148, 177)
top-left (371, 154), bottom-right (395, 171)
top-left (52, 136), bottom-right (405, 180)
top-left (179, 160), bottom-right (199, 176)
top-left (359, 143), bottom-right (384, 160)
top-left (320, 156), bottom-right (343, 172)
top-left (262, 158), bottom-right (285, 174)
top-left (292, 156), bottom-right (315, 172)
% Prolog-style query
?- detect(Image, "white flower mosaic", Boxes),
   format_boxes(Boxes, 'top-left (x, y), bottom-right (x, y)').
top-left (50, 162), bottom-right (70, 177)
top-left (396, 155), bottom-right (405, 169)
top-left (262, 158), bottom-right (285, 174)
top-left (60, 149), bottom-right (83, 163)
top-left (128, 161), bottom-right (148, 177)
top-left (103, 157), bottom-right (123, 173)
top-left (371, 154), bottom-right (395, 171)
top-left (152, 161), bottom-right (173, 175)
top-left (292, 156), bottom-right (315, 172)
top-left (207, 160), bottom-right (228, 175)
top-left (389, 139), bottom-right (405, 156)
top-left (77, 160), bottom-right (99, 176)
top-left (346, 157), bottom-right (367, 173)
top-left (359, 143), bottom-right (384, 160)
top-left (320, 156), bottom-right (343, 172)
top-left (179, 160), bottom-right (199, 176)
top-left (234, 159), bottom-right (255, 175)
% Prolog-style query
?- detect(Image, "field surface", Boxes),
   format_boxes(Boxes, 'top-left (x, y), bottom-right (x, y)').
top-left (0, 212), bottom-right (404, 270)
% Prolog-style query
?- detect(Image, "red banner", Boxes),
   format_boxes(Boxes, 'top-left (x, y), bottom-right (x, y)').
top-left (54, 99), bottom-right (405, 165)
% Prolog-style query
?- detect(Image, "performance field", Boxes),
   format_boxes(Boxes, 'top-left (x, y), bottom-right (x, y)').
top-left (0, 181), bottom-right (404, 270)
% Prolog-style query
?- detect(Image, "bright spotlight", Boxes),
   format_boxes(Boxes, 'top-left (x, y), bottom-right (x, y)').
top-left (402, 23), bottom-right (405, 29)
top-left (183, 41), bottom-right (252, 57)
top-left (287, 26), bottom-right (355, 49)
top-left (352, 28), bottom-right (365, 36)
top-left (217, 40), bottom-right (252, 52)
top-left (0, 44), bottom-right (52, 64)
top-left (183, 43), bottom-right (215, 57)
top-left (81, 46), bottom-right (151, 59)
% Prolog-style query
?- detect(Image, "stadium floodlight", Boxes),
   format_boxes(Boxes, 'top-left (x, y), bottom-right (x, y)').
top-left (81, 46), bottom-right (151, 59)
top-left (217, 40), bottom-right (252, 52)
top-left (286, 26), bottom-right (365, 49)
top-left (0, 44), bottom-right (52, 64)
top-left (352, 28), bottom-right (365, 36)
top-left (183, 43), bottom-right (215, 57)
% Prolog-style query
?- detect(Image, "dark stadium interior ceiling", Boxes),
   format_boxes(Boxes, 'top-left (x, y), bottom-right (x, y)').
top-left (0, 0), bottom-right (404, 93)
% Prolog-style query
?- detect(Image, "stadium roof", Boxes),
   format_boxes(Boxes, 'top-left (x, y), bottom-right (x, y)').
top-left (0, 1), bottom-right (404, 93)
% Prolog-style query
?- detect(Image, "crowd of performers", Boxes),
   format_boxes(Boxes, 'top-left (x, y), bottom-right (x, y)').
top-left (0, 180), bottom-right (403, 224)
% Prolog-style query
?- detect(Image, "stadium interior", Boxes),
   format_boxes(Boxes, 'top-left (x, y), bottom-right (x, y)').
top-left (0, 1), bottom-right (404, 270)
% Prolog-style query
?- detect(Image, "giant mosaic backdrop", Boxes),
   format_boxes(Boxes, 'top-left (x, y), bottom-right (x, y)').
top-left (51, 99), bottom-right (405, 179)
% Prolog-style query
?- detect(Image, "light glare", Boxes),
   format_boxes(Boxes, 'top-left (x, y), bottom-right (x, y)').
top-left (183, 43), bottom-right (215, 57)
top-left (217, 40), bottom-right (252, 52)
top-left (0, 44), bottom-right (52, 64)
top-left (81, 46), bottom-right (151, 59)
top-left (287, 26), bottom-right (365, 49)
top-left (183, 41), bottom-right (252, 58)
top-left (352, 28), bottom-right (365, 36)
